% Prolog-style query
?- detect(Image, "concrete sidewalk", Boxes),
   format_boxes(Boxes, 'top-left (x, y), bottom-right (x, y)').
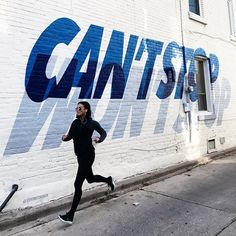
top-left (1, 148), bottom-right (236, 235)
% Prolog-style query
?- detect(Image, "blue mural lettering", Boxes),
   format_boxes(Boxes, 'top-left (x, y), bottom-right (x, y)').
top-left (4, 17), bottom-right (224, 156)
top-left (93, 31), bottom-right (138, 99)
top-left (174, 46), bottom-right (186, 99)
top-left (113, 68), bottom-right (149, 138)
top-left (156, 41), bottom-right (179, 99)
top-left (74, 25), bottom-right (104, 99)
top-left (136, 39), bottom-right (163, 99)
top-left (209, 53), bottom-right (219, 83)
top-left (25, 18), bottom-right (80, 102)
top-left (25, 17), bottom-right (219, 103)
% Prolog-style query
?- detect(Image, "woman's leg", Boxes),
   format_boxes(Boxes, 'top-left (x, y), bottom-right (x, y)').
top-left (86, 166), bottom-right (116, 191)
top-left (67, 158), bottom-right (92, 218)
top-left (86, 167), bottom-right (109, 183)
top-left (60, 153), bottom-right (115, 223)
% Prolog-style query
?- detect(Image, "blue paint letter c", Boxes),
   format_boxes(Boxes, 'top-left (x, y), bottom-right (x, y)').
top-left (25, 18), bottom-right (80, 102)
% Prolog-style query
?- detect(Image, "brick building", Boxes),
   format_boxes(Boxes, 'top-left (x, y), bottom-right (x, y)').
top-left (0, 0), bottom-right (236, 212)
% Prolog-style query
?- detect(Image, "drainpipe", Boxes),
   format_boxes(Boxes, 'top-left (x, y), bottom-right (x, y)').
top-left (0, 184), bottom-right (18, 212)
top-left (179, 0), bottom-right (192, 142)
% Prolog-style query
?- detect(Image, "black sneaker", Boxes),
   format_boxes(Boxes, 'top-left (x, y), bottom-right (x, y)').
top-left (107, 176), bottom-right (116, 191)
top-left (58, 213), bottom-right (73, 225)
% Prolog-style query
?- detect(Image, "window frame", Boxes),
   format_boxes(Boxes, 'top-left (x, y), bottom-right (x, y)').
top-left (188, 0), bottom-right (207, 25)
top-left (194, 56), bottom-right (216, 121)
top-left (228, 0), bottom-right (236, 39)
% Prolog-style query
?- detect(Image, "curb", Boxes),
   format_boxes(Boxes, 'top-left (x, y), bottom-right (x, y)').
top-left (1, 147), bottom-right (236, 231)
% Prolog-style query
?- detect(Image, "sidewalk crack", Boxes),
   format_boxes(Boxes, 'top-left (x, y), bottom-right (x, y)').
top-left (215, 216), bottom-right (236, 236)
top-left (142, 189), bottom-right (230, 213)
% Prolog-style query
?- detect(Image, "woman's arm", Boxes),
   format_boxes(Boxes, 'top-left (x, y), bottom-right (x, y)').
top-left (62, 121), bottom-right (75, 141)
top-left (62, 134), bottom-right (72, 141)
top-left (93, 121), bottom-right (107, 143)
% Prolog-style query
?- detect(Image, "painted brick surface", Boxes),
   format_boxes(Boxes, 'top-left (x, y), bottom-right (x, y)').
top-left (0, 0), bottom-right (236, 211)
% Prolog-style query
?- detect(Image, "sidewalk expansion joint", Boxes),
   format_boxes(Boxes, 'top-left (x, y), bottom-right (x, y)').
top-left (2, 220), bottom-right (48, 236)
top-left (142, 189), bottom-right (229, 213)
top-left (215, 216), bottom-right (236, 236)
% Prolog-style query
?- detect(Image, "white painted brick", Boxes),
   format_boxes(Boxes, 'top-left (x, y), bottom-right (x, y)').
top-left (0, 0), bottom-right (236, 211)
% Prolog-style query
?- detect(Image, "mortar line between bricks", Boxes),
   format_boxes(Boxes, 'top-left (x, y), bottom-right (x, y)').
top-left (215, 216), bottom-right (236, 236)
top-left (142, 189), bottom-right (233, 213)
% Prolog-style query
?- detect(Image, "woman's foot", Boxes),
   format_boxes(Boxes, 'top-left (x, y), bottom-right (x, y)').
top-left (58, 213), bottom-right (73, 225)
top-left (107, 176), bottom-right (116, 191)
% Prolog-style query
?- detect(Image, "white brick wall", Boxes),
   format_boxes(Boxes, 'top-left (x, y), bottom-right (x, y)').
top-left (0, 0), bottom-right (236, 211)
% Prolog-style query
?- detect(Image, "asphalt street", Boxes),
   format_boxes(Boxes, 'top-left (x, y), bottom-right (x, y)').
top-left (3, 152), bottom-right (236, 236)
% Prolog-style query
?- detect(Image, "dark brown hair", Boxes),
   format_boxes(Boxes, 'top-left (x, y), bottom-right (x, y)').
top-left (78, 101), bottom-right (91, 119)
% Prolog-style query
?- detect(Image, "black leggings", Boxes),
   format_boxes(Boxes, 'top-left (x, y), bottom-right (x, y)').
top-left (68, 152), bottom-right (108, 217)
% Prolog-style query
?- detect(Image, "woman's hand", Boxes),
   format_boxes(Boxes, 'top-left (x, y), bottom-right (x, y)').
top-left (94, 137), bottom-right (100, 143)
top-left (62, 134), bottom-right (68, 141)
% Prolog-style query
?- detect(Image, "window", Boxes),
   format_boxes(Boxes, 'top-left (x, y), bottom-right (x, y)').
top-left (189, 0), bottom-right (200, 15)
top-left (195, 57), bottom-right (215, 120)
top-left (188, 0), bottom-right (207, 24)
top-left (228, 0), bottom-right (236, 37)
top-left (195, 59), bottom-right (207, 111)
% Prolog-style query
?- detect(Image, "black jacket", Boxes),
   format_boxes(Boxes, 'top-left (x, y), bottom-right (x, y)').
top-left (65, 117), bottom-right (107, 156)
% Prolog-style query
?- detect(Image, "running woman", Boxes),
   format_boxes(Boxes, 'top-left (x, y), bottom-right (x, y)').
top-left (58, 101), bottom-right (115, 225)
